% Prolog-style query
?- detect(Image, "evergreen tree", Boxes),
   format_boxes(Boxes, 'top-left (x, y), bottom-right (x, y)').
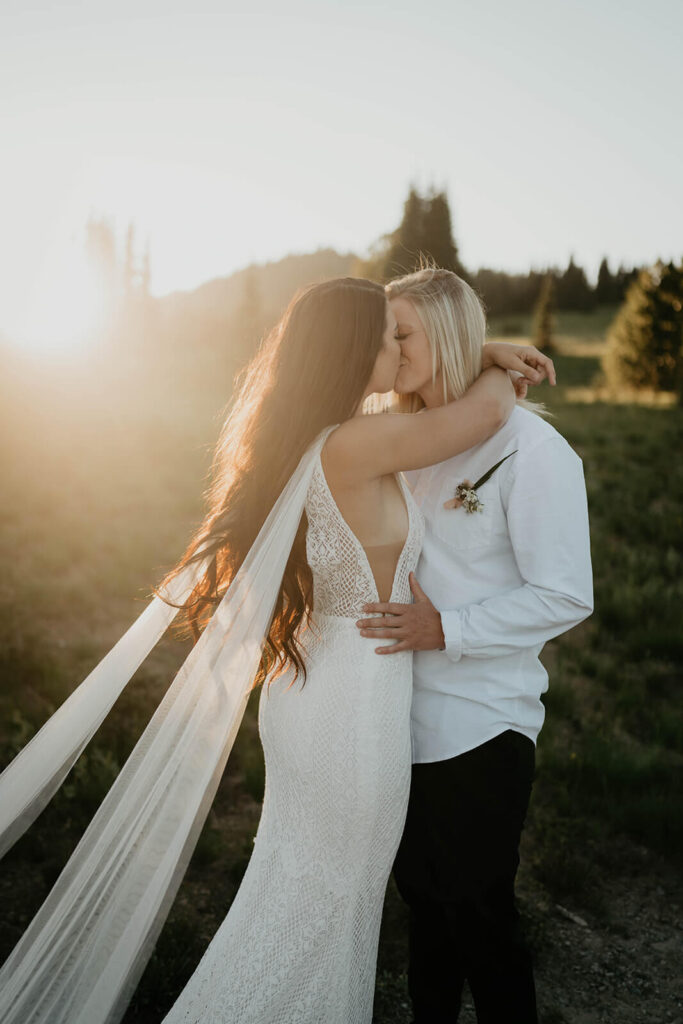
top-left (471, 268), bottom-right (546, 317)
top-left (603, 260), bottom-right (683, 395)
top-left (596, 257), bottom-right (616, 305)
top-left (374, 186), bottom-right (466, 282)
top-left (555, 256), bottom-right (596, 311)
top-left (532, 274), bottom-right (556, 352)
top-left (421, 190), bottom-right (467, 278)
top-left (614, 264), bottom-right (639, 304)
top-left (381, 187), bottom-right (426, 279)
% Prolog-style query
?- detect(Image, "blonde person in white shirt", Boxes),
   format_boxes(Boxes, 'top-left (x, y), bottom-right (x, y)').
top-left (356, 267), bottom-right (593, 1024)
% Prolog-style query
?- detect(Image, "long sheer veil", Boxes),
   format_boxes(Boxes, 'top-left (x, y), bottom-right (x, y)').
top-left (0, 424), bottom-right (336, 1024)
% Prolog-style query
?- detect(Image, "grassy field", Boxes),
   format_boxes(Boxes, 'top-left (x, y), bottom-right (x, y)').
top-left (489, 305), bottom-right (621, 346)
top-left (0, 311), bottom-right (681, 1022)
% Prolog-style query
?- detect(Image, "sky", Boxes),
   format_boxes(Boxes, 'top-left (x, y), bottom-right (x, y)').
top-left (1, 0), bottom-right (681, 344)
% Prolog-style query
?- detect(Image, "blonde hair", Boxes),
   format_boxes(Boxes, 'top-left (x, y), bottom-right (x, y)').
top-left (386, 266), bottom-right (484, 412)
top-left (384, 264), bottom-right (548, 417)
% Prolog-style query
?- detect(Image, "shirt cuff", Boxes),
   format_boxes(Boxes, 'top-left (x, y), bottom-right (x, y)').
top-left (439, 609), bottom-right (463, 663)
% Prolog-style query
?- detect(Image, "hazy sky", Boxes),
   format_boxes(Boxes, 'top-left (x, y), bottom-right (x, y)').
top-left (1, 0), bottom-right (681, 340)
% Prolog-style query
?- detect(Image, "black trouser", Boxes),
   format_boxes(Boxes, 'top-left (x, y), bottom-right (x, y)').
top-left (393, 730), bottom-right (538, 1024)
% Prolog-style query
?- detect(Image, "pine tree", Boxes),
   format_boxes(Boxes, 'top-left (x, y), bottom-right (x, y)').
top-left (421, 190), bottom-right (467, 277)
top-left (381, 187), bottom-right (426, 279)
top-left (377, 186), bottom-right (466, 282)
top-left (596, 257), bottom-right (615, 305)
top-left (603, 260), bottom-right (683, 394)
top-left (555, 256), bottom-right (596, 311)
top-left (614, 264), bottom-right (639, 304)
top-left (532, 274), bottom-right (556, 352)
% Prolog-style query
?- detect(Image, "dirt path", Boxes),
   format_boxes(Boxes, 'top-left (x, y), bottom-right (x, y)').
top-left (3, 783), bottom-right (679, 1024)
top-left (519, 853), bottom-right (683, 1024)
top-left (376, 851), bottom-right (682, 1023)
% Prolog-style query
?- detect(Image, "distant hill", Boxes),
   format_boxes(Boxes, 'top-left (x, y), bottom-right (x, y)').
top-left (132, 247), bottom-right (359, 399)
top-left (157, 247), bottom-right (358, 340)
top-left (0, 249), bottom-right (359, 399)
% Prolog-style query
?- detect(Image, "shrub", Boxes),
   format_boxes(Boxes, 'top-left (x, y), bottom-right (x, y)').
top-left (532, 274), bottom-right (556, 352)
top-left (603, 261), bottom-right (683, 395)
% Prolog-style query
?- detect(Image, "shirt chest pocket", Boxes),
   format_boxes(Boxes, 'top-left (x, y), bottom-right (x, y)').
top-left (432, 474), bottom-right (497, 551)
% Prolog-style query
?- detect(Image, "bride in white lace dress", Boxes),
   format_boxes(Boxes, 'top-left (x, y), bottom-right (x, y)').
top-left (159, 281), bottom-right (547, 1024)
top-left (0, 277), bottom-right (552, 1024)
top-left (163, 449), bottom-right (424, 1024)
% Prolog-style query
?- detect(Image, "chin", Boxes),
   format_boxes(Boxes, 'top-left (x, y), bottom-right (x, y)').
top-left (393, 372), bottom-right (417, 396)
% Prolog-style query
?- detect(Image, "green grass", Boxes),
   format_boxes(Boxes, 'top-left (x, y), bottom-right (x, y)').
top-left (0, 310), bottom-right (681, 1021)
top-left (488, 304), bottom-right (620, 343)
top-left (522, 346), bottom-right (683, 889)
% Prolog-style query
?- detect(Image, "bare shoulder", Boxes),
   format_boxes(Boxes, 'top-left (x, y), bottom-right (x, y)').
top-left (321, 414), bottom-right (389, 485)
top-left (322, 371), bottom-right (513, 481)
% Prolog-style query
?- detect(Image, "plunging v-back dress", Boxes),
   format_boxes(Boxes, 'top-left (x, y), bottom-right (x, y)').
top-left (162, 450), bottom-right (424, 1024)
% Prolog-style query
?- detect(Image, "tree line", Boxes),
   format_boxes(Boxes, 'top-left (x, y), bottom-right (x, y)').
top-left (358, 186), bottom-right (683, 398)
top-left (356, 186), bottom-right (638, 316)
top-left (82, 193), bottom-right (682, 401)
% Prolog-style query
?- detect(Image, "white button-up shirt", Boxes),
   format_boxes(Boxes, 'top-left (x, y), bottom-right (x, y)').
top-left (404, 406), bottom-right (593, 763)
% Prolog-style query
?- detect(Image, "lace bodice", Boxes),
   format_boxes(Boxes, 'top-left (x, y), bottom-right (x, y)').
top-left (305, 450), bottom-right (425, 618)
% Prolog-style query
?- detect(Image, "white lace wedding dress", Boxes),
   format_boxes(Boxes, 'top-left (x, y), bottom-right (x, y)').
top-left (162, 450), bottom-right (424, 1024)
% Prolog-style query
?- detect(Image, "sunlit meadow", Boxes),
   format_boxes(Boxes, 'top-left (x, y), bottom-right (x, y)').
top-left (1, 1), bottom-right (682, 1020)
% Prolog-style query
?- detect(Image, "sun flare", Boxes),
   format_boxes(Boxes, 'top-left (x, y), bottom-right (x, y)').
top-left (12, 237), bottom-right (107, 356)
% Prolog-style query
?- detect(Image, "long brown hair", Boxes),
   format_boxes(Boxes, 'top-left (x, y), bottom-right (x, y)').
top-left (154, 276), bottom-right (387, 686)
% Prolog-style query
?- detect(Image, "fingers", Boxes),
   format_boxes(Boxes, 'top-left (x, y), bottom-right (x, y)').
top-left (506, 355), bottom-right (542, 383)
top-left (520, 348), bottom-right (556, 386)
top-left (361, 601), bottom-right (409, 615)
top-left (375, 641), bottom-right (410, 655)
top-left (518, 357), bottom-right (544, 383)
top-left (362, 602), bottom-right (387, 615)
top-left (356, 617), bottom-right (400, 630)
top-left (408, 572), bottom-right (427, 600)
top-left (536, 355), bottom-right (556, 387)
top-left (362, 629), bottom-right (402, 639)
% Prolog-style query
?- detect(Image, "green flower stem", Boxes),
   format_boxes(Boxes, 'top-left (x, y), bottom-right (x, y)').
top-left (472, 449), bottom-right (518, 491)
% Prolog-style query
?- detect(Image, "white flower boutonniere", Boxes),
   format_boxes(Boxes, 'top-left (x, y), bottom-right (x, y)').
top-left (443, 450), bottom-right (518, 513)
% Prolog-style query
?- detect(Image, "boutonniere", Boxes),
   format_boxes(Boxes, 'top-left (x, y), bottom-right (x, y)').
top-left (443, 450), bottom-right (518, 513)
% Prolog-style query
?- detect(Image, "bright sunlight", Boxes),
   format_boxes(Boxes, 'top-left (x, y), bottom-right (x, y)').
top-left (12, 236), bottom-right (106, 356)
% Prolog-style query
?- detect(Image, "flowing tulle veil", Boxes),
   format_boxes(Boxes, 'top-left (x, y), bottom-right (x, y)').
top-left (0, 424), bottom-right (337, 1024)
